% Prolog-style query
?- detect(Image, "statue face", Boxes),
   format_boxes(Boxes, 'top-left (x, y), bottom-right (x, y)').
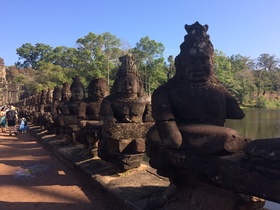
top-left (116, 75), bottom-right (138, 95)
top-left (62, 91), bottom-right (71, 102)
top-left (71, 87), bottom-right (84, 100)
top-left (41, 95), bottom-right (47, 104)
top-left (46, 95), bottom-right (52, 104)
top-left (183, 53), bottom-right (213, 83)
top-left (53, 92), bottom-right (61, 101)
top-left (90, 85), bottom-right (109, 100)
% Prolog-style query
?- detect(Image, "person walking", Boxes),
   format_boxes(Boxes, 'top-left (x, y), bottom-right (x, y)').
top-left (6, 105), bottom-right (18, 136)
top-left (18, 117), bottom-right (28, 133)
top-left (0, 106), bottom-right (7, 132)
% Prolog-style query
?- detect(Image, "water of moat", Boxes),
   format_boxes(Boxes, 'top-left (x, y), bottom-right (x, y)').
top-left (226, 108), bottom-right (280, 210)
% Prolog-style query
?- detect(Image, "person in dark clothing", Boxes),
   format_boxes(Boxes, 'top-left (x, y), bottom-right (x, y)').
top-left (6, 105), bottom-right (18, 136)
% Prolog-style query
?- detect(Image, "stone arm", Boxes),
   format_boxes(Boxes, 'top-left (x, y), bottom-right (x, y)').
top-left (56, 103), bottom-right (63, 115)
top-left (225, 94), bottom-right (245, 119)
top-left (143, 102), bottom-right (154, 122)
top-left (152, 87), bottom-right (182, 148)
top-left (99, 97), bottom-right (116, 126)
top-left (142, 95), bottom-right (154, 122)
top-left (77, 101), bottom-right (87, 119)
top-left (51, 102), bottom-right (57, 114)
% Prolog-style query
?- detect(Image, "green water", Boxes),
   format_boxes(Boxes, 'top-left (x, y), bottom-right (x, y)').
top-left (225, 108), bottom-right (280, 140)
top-left (226, 108), bottom-right (280, 210)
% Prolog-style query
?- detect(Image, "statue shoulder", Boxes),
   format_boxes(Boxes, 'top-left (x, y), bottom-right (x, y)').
top-left (152, 83), bottom-right (171, 99)
top-left (137, 93), bottom-right (151, 103)
top-left (102, 94), bottom-right (114, 103)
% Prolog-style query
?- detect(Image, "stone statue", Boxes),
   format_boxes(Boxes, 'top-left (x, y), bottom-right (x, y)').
top-left (98, 54), bottom-right (154, 171)
top-left (45, 88), bottom-right (53, 111)
top-left (68, 76), bottom-right (85, 115)
top-left (29, 92), bottom-right (42, 124)
top-left (54, 82), bottom-right (72, 135)
top-left (51, 86), bottom-right (62, 120)
top-left (144, 22), bottom-right (270, 209)
top-left (77, 78), bottom-right (110, 156)
top-left (146, 21), bottom-right (248, 171)
top-left (57, 76), bottom-right (86, 142)
top-left (38, 88), bottom-right (54, 132)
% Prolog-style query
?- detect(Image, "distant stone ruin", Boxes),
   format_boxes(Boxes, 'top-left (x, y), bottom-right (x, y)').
top-left (0, 58), bottom-right (20, 105)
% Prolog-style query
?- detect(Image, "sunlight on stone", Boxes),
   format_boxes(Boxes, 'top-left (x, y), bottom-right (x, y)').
top-left (58, 170), bottom-right (66, 175)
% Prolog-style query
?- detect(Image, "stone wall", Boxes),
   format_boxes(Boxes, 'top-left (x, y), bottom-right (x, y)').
top-left (0, 58), bottom-right (20, 105)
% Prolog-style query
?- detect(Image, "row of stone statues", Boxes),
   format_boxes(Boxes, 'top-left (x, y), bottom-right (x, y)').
top-left (16, 53), bottom-right (154, 171)
top-left (14, 22), bottom-right (280, 209)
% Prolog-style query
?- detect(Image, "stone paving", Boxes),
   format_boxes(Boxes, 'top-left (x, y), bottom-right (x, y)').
top-left (29, 125), bottom-right (170, 210)
top-left (0, 126), bottom-right (109, 210)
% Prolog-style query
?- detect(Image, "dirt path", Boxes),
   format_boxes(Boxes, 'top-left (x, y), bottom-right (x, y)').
top-left (0, 130), bottom-right (109, 210)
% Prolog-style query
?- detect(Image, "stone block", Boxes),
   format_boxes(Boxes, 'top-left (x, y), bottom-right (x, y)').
top-left (102, 122), bottom-right (154, 139)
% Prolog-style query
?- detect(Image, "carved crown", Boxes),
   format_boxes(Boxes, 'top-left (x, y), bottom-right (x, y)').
top-left (116, 54), bottom-right (139, 77)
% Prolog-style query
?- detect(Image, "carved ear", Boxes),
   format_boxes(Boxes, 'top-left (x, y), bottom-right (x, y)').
top-left (204, 24), bottom-right (209, 32)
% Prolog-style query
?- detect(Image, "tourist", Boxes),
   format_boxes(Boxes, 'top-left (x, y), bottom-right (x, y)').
top-left (18, 117), bottom-right (28, 133)
top-left (6, 105), bottom-right (18, 136)
top-left (0, 106), bottom-right (7, 132)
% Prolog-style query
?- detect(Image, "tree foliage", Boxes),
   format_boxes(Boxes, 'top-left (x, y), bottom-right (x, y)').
top-left (16, 43), bottom-right (52, 69)
top-left (131, 36), bottom-right (166, 94)
top-left (257, 53), bottom-right (279, 71)
top-left (8, 31), bottom-right (280, 107)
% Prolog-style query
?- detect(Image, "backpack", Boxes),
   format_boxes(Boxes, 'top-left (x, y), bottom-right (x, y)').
top-left (6, 110), bottom-right (16, 121)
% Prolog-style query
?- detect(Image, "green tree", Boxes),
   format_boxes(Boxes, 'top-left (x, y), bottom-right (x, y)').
top-left (35, 62), bottom-right (74, 92)
top-left (76, 32), bottom-right (123, 84)
top-left (255, 95), bottom-right (267, 108)
top-left (214, 50), bottom-right (234, 90)
top-left (229, 54), bottom-right (255, 73)
top-left (234, 69), bottom-right (256, 104)
top-left (16, 43), bottom-right (52, 69)
top-left (271, 70), bottom-right (280, 95)
top-left (254, 69), bottom-right (270, 97)
top-left (257, 53), bottom-right (279, 71)
top-left (45, 46), bottom-right (78, 68)
top-left (132, 36), bottom-right (165, 94)
top-left (100, 32), bottom-right (123, 84)
top-left (255, 54), bottom-right (280, 97)
top-left (167, 55), bottom-right (175, 79)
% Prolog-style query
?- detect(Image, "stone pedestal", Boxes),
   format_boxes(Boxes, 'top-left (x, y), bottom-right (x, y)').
top-left (99, 122), bottom-right (154, 171)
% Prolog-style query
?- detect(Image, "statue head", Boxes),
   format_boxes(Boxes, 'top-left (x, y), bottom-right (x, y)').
top-left (112, 54), bottom-right (144, 98)
top-left (46, 88), bottom-right (53, 104)
top-left (40, 90), bottom-right (47, 104)
top-left (174, 21), bottom-right (217, 84)
top-left (61, 82), bottom-right (71, 102)
top-left (88, 78), bottom-right (110, 101)
top-left (70, 76), bottom-right (85, 101)
top-left (53, 86), bottom-right (62, 102)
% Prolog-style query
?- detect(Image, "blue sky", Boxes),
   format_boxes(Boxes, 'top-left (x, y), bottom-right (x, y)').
top-left (1, 0), bottom-right (280, 66)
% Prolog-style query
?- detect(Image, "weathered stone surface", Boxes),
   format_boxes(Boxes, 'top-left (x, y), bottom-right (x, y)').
top-left (145, 21), bottom-right (276, 209)
top-left (102, 122), bottom-right (154, 139)
top-left (244, 138), bottom-right (280, 161)
top-left (30, 124), bottom-right (268, 210)
top-left (99, 54), bottom-right (154, 171)
top-left (0, 58), bottom-right (20, 105)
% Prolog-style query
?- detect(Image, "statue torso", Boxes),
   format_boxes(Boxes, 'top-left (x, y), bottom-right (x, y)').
top-left (87, 101), bottom-right (102, 120)
top-left (169, 85), bottom-right (227, 125)
top-left (101, 94), bottom-right (149, 123)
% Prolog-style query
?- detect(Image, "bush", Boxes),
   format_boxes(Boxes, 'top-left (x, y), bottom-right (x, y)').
top-left (274, 100), bottom-right (280, 107)
top-left (255, 96), bottom-right (267, 108)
